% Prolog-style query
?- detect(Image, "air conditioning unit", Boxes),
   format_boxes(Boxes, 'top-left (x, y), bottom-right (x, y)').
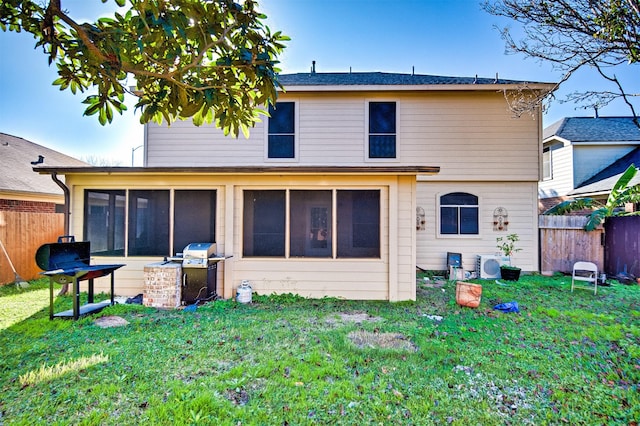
top-left (476, 255), bottom-right (511, 279)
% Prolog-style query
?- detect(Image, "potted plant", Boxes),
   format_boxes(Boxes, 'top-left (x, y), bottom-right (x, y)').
top-left (496, 233), bottom-right (522, 281)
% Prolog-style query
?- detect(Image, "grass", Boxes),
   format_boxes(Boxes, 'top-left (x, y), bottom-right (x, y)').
top-left (0, 274), bottom-right (638, 425)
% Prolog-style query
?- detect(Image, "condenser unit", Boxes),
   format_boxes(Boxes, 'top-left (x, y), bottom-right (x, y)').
top-left (476, 255), bottom-right (511, 279)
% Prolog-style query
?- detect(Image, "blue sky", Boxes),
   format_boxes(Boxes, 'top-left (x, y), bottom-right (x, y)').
top-left (0, 0), bottom-right (638, 165)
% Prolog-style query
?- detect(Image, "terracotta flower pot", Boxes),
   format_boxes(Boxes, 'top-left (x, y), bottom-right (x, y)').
top-left (455, 281), bottom-right (482, 308)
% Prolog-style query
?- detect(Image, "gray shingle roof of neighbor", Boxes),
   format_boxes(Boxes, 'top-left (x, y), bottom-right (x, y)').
top-left (277, 71), bottom-right (548, 87)
top-left (543, 116), bottom-right (640, 142)
top-left (0, 133), bottom-right (88, 196)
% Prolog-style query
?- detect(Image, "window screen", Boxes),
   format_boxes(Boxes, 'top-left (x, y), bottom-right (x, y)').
top-left (243, 190), bottom-right (286, 256)
top-left (268, 102), bottom-right (295, 158)
top-left (369, 102), bottom-right (396, 158)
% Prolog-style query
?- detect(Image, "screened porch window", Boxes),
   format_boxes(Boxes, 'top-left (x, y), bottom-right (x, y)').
top-left (173, 190), bottom-right (216, 253)
top-left (84, 190), bottom-right (125, 256)
top-left (290, 190), bottom-right (332, 258)
top-left (242, 189), bottom-right (380, 258)
top-left (85, 189), bottom-right (215, 257)
top-left (337, 190), bottom-right (380, 257)
top-left (243, 190), bottom-right (286, 257)
top-left (128, 190), bottom-right (170, 256)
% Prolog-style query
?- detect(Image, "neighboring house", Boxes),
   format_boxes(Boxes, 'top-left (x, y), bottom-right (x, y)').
top-left (0, 133), bottom-right (87, 284)
top-left (539, 116), bottom-right (640, 212)
top-left (35, 71), bottom-right (553, 301)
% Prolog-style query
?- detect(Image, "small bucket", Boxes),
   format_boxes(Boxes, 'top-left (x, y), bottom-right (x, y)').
top-left (455, 282), bottom-right (482, 308)
top-left (236, 280), bottom-right (253, 304)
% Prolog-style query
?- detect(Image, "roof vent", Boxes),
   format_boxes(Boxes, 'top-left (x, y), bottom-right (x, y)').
top-left (494, 72), bottom-right (499, 83)
top-left (311, 60), bottom-right (316, 74)
top-left (31, 155), bottom-right (45, 165)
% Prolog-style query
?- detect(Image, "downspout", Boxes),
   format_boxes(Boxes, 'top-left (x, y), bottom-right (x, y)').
top-left (51, 172), bottom-right (70, 236)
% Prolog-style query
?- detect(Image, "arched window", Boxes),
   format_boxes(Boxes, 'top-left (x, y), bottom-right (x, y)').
top-left (439, 192), bottom-right (479, 235)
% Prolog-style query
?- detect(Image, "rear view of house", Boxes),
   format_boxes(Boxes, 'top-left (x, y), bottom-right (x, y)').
top-left (36, 71), bottom-right (553, 301)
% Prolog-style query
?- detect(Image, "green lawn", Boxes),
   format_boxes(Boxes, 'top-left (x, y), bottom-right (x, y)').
top-left (0, 274), bottom-right (638, 425)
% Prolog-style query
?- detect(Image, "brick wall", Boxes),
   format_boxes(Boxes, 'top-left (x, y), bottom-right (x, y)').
top-left (143, 262), bottom-right (182, 308)
top-left (0, 199), bottom-right (58, 213)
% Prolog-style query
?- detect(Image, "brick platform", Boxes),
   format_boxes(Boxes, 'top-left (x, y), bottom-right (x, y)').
top-left (143, 262), bottom-right (182, 308)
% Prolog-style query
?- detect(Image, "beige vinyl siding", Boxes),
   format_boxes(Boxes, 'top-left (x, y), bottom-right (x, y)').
top-left (232, 260), bottom-right (389, 300)
top-left (415, 181), bottom-right (539, 273)
top-left (400, 92), bottom-right (540, 181)
top-left (298, 96), bottom-right (366, 163)
top-left (396, 176), bottom-right (416, 301)
top-left (145, 119), bottom-right (267, 166)
top-left (146, 91), bottom-right (541, 182)
top-left (64, 172), bottom-right (414, 301)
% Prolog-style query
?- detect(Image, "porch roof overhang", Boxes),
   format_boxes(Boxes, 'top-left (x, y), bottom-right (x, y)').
top-left (34, 165), bottom-right (440, 176)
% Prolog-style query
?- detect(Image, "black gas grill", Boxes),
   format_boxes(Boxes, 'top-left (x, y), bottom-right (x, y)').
top-left (180, 243), bottom-right (223, 304)
top-left (35, 236), bottom-right (125, 320)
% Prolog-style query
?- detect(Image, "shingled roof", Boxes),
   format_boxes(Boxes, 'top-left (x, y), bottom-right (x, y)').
top-left (0, 133), bottom-right (88, 197)
top-left (277, 71), bottom-right (547, 87)
top-left (544, 117), bottom-right (640, 142)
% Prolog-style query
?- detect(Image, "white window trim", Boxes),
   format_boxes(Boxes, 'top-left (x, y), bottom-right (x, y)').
top-left (435, 192), bottom-right (482, 239)
top-left (364, 99), bottom-right (400, 162)
top-left (264, 100), bottom-right (299, 162)
top-left (542, 148), bottom-right (552, 181)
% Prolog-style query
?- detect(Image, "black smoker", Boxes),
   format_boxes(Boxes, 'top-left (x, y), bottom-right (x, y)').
top-left (35, 236), bottom-right (125, 320)
top-left (179, 243), bottom-right (223, 304)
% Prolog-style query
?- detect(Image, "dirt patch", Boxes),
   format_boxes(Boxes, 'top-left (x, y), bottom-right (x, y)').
top-left (325, 312), bottom-right (384, 325)
top-left (94, 316), bottom-right (129, 328)
top-left (348, 330), bottom-right (417, 351)
top-left (225, 388), bottom-right (250, 406)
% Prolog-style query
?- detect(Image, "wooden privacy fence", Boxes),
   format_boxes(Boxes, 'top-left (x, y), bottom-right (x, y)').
top-left (0, 211), bottom-right (64, 285)
top-left (604, 216), bottom-right (640, 277)
top-left (539, 215), bottom-right (604, 274)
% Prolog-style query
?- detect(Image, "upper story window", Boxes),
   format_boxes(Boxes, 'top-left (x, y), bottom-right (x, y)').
top-left (439, 192), bottom-right (479, 235)
top-left (542, 148), bottom-right (552, 180)
top-left (268, 102), bottom-right (295, 159)
top-left (368, 101), bottom-right (396, 158)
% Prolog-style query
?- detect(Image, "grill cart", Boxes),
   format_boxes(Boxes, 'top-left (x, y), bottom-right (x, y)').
top-left (35, 236), bottom-right (124, 320)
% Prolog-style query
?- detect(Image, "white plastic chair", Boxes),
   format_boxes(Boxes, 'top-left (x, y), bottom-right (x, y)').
top-left (571, 261), bottom-right (599, 295)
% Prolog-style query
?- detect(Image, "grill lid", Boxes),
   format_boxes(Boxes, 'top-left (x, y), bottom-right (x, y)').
top-left (35, 239), bottom-right (91, 271)
top-left (182, 243), bottom-right (217, 259)
top-left (35, 236), bottom-right (124, 282)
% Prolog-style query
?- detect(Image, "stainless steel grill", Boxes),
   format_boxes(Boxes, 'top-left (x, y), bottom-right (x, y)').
top-left (180, 243), bottom-right (224, 304)
top-left (182, 242), bottom-right (218, 268)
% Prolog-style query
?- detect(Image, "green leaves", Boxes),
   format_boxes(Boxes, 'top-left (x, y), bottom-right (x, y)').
top-left (2, 0), bottom-right (287, 136)
top-left (545, 164), bottom-right (640, 231)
